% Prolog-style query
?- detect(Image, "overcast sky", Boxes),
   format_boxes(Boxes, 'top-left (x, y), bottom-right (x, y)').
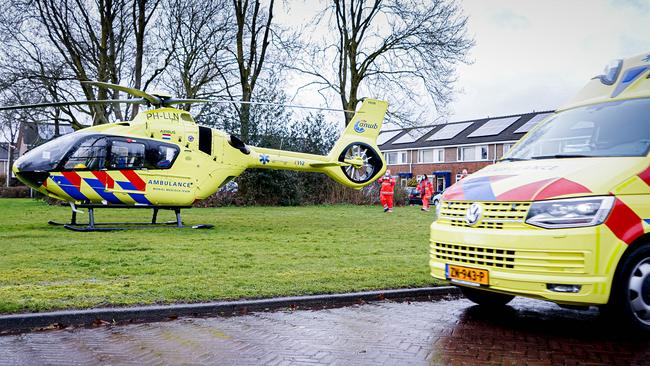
top-left (448, 0), bottom-right (650, 121)
top-left (277, 0), bottom-right (650, 125)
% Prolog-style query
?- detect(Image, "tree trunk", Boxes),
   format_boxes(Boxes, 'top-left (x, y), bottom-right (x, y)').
top-left (6, 143), bottom-right (12, 187)
top-left (132, 0), bottom-right (147, 117)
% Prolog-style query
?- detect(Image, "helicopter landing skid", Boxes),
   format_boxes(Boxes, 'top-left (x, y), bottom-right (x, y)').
top-left (48, 204), bottom-right (214, 232)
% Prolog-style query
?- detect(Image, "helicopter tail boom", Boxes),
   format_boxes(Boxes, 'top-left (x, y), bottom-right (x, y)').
top-left (247, 99), bottom-right (388, 189)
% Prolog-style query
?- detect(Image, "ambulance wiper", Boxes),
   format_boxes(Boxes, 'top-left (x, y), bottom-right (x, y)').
top-left (500, 157), bottom-right (529, 161)
top-left (531, 154), bottom-right (592, 159)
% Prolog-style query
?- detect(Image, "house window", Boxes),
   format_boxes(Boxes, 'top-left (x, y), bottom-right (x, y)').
top-left (386, 151), bottom-right (408, 164)
top-left (503, 143), bottom-right (514, 156)
top-left (420, 149), bottom-right (432, 163)
top-left (384, 152), bottom-right (397, 165)
top-left (398, 151), bottom-right (408, 164)
top-left (419, 148), bottom-right (444, 163)
top-left (457, 145), bottom-right (488, 161)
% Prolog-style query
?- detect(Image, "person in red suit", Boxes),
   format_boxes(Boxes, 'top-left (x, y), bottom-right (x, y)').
top-left (378, 170), bottom-right (396, 212)
top-left (418, 174), bottom-right (434, 212)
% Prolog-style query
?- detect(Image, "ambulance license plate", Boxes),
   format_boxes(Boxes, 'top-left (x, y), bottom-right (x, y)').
top-left (446, 264), bottom-right (489, 286)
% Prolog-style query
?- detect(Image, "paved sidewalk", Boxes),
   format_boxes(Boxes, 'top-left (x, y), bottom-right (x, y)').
top-left (1, 297), bottom-right (649, 365)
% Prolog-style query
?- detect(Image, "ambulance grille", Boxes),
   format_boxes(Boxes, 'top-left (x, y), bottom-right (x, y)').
top-left (431, 242), bottom-right (586, 274)
top-left (438, 201), bottom-right (531, 229)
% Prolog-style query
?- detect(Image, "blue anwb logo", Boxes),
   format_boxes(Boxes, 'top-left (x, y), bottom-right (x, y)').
top-left (354, 121), bottom-right (365, 133)
top-left (353, 120), bottom-right (378, 134)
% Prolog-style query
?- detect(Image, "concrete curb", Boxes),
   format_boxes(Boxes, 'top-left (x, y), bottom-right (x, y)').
top-left (0, 286), bottom-right (460, 334)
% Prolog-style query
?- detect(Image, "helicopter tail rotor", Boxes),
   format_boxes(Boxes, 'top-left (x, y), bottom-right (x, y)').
top-left (322, 99), bottom-right (389, 187)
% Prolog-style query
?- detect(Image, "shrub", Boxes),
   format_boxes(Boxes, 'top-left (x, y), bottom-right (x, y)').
top-left (406, 177), bottom-right (418, 187)
top-left (195, 174), bottom-right (408, 207)
top-left (0, 186), bottom-right (31, 198)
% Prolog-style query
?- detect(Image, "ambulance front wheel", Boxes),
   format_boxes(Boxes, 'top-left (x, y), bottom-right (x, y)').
top-left (460, 286), bottom-right (514, 308)
top-left (606, 243), bottom-right (650, 333)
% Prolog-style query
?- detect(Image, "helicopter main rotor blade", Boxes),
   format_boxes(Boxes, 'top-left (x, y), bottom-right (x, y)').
top-left (166, 98), bottom-right (355, 113)
top-left (82, 81), bottom-right (161, 106)
top-left (0, 98), bottom-right (148, 112)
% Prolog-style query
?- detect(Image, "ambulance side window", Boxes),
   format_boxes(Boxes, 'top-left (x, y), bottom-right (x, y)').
top-left (144, 142), bottom-right (179, 170)
top-left (108, 140), bottom-right (145, 170)
top-left (63, 137), bottom-right (107, 170)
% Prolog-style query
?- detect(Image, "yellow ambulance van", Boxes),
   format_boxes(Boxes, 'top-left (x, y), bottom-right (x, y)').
top-left (429, 52), bottom-right (650, 331)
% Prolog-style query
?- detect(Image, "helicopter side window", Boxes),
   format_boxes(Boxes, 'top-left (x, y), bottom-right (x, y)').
top-left (63, 137), bottom-right (107, 171)
top-left (143, 143), bottom-right (179, 170)
top-left (155, 146), bottom-right (177, 169)
top-left (109, 140), bottom-right (145, 170)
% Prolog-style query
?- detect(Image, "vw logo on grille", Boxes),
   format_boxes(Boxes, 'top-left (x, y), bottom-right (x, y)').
top-left (465, 203), bottom-right (483, 226)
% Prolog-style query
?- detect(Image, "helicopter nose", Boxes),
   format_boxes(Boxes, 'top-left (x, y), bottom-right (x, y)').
top-left (14, 170), bottom-right (50, 188)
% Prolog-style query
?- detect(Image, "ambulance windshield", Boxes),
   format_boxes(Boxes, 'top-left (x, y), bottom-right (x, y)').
top-left (506, 98), bottom-right (650, 160)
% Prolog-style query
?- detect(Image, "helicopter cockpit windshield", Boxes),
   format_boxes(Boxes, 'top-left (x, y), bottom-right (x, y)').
top-left (15, 133), bottom-right (85, 172)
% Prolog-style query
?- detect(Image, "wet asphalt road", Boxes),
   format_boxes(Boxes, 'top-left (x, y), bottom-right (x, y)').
top-left (1, 296), bottom-right (649, 366)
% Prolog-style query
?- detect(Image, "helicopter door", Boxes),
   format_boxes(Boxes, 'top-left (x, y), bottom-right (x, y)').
top-left (62, 136), bottom-right (108, 171)
top-left (198, 126), bottom-right (212, 155)
top-left (108, 140), bottom-right (145, 170)
top-left (104, 139), bottom-right (150, 204)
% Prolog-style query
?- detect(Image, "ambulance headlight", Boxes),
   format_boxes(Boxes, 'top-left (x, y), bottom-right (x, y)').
top-left (525, 196), bottom-right (615, 229)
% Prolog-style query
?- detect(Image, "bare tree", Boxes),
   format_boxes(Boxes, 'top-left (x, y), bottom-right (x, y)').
top-left (0, 0), bottom-right (167, 126)
top-left (0, 1), bottom-right (85, 130)
top-left (0, 86), bottom-right (42, 186)
top-left (31, 0), bottom-right (135, 124)
top-left (230, 0), bottom-right (276, 144)
top-left (294, 0), bottom-right (474, 125)
top-left (130, 0), bottom-right (163, 116)
top-left (160, 0), bottom-right (234, 111)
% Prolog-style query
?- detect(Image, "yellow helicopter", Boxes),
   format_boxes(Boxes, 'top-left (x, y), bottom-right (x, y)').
top-left (4, 82), bottom-right (388, 231)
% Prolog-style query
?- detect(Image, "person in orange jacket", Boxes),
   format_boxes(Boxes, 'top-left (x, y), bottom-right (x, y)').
top-left (378, 170), bottom-right (396, 212)
top-left (418, 174), bottom-right (434, 212)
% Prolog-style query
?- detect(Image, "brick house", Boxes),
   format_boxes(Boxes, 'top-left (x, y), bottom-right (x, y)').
top-left (0, 142), bottom-right (15, 178)
top-left (378, 110), bottom-right (553, 191)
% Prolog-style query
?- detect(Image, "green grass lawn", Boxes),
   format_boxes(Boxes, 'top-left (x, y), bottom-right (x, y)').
top-left (0, 198), bottom-right (439, 314)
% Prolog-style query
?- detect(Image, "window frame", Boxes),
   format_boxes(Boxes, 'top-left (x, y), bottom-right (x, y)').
top-left (419, 148), bottom-right (445, 163)
top-left (384, 152), bottom-right (397, 165)
top-left (61, 135), bottom-right (109, 171)
top-left (457, 145), bottom-right (488, 162)
top-left (385, 151), bottom-right (408, 165)
top-left (57, 134), bottom-right (181, 172)
top-left (145, 142), bottom-right (181, 170)
top-left (503, 143), bottom-right (515, 156)
top-left (108, 139), bottom-right (146, 170)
